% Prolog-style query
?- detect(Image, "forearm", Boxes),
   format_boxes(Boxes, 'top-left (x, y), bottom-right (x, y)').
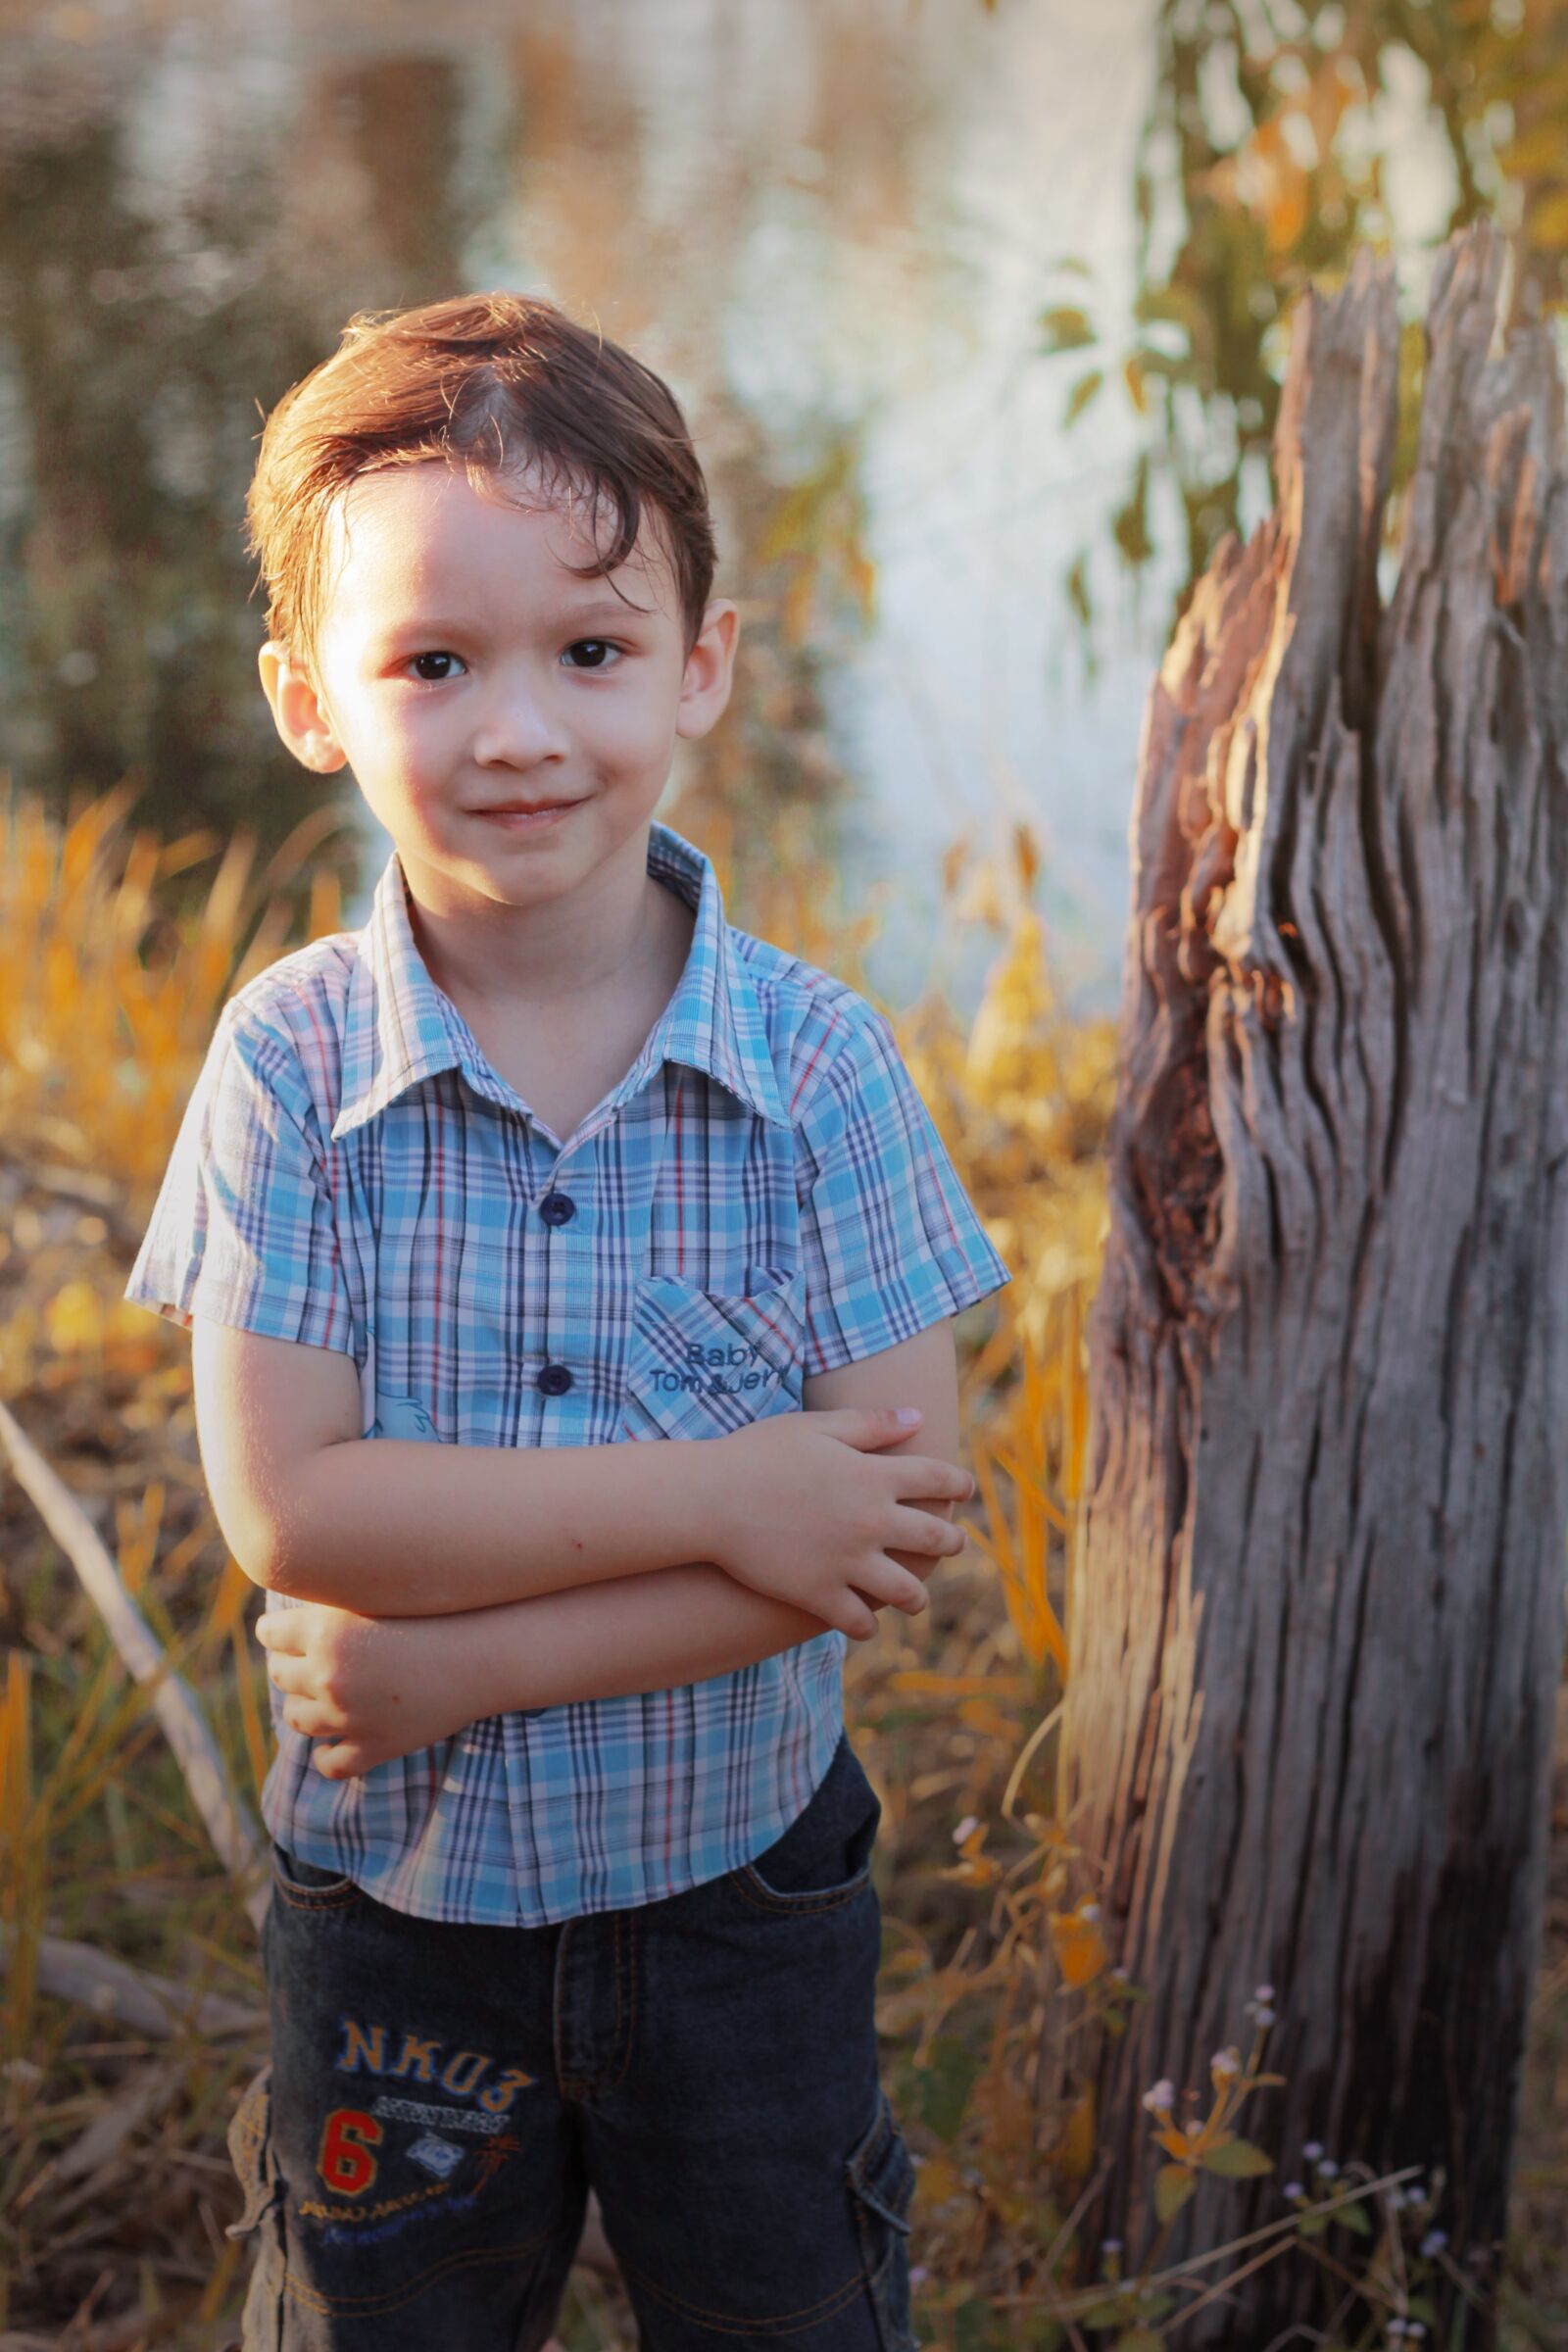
top-left (440, 1560), bottom-right (837, 1710)
top-left (270, 1435), bottom-right (725, 1618)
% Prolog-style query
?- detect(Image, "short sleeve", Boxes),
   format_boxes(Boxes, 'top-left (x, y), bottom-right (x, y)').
top-left (795, 1001), bottom-right (1012, 1378)
top-left (122, 1001), bottom-right (357, 1354)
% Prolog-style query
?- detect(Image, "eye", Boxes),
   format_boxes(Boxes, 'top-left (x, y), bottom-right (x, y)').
top-left (562, 639), bottom-right (618, 671)
top-left (407, 652), bottom-right (466, 682)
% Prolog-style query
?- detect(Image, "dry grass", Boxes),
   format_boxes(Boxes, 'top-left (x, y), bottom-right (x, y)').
top-left (0, 780), bottom-right (1561, 2350)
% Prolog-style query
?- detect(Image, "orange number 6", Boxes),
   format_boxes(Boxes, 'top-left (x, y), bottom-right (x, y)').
top-left (318, 2106), bottom-right (383, 2195)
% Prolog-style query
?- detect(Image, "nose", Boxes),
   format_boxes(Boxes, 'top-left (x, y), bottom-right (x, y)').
top-left (469, 663), bottom-right (571, 769)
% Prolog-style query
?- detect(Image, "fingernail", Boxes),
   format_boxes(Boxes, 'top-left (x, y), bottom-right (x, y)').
top-left (895, 1407), bottom-right (921, 1425)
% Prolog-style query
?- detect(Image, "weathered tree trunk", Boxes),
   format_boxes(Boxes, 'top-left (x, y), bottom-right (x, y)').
top-left (1048, 222), bottom-right (1568, 2349)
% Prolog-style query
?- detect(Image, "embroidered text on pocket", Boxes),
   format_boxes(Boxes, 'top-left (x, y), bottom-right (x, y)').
top-left (616, 1271), bottom-right (807, 1444)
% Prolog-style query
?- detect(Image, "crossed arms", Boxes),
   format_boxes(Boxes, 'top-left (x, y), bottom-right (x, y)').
top-left (191, 1315), bottom-right (972, 1774)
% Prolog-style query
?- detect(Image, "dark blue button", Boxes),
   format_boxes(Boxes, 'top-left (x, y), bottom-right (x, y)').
top-left (537, 1362), bottom-right (573, 1396)
top-left (539, 1192), bottom-right (576, 1227)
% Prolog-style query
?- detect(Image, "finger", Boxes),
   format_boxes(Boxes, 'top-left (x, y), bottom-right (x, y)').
top-left (840, 1593), bottom-right (881, 1641)
top-left (282, 1695), bottom-right (340, 1739)
top-left (832, 1406), bottom-right (924, 1451)
top-left (313, 1743), bottom-right (361, 1781)
top-left (864, 1563), bottom-right (930, 1614)
top-left (263, 1654), bottom-right (310, 1696)
top-left (255, 1613), bottom-right (304, 1653)
top-left (893, 1456), bottom-right (976, 1502)
top-left (894, 1506), bottom-right (963, 1554)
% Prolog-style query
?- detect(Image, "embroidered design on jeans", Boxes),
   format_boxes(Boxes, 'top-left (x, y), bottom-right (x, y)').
top-left (406, 2132), bottom-right (465, 2180)
top-left (317, 2108), bottom-right (383, 2195)
top-left (471, 2132), bottom-right (521, 2193)
top-left (334, 2015), bottom-right (536, 2113)
top-left (370, 2094), bottom-right (507, 2137)
top-left (305, 2153), bottom-right (519, 2247)
top-left (302, 2177), bottom-right (457, 2233)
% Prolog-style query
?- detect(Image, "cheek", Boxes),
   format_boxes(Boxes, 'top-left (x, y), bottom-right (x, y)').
top-left (353, 700), bottom-right (448, 786)
top-left (582, 676), bottom-right (679, 766)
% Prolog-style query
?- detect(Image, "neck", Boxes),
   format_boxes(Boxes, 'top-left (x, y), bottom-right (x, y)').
top-left (403, 827), bottom-right (685, 1013)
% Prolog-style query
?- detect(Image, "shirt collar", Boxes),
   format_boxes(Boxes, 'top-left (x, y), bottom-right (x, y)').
top-left (330, 819), bottom-right (791, 1143)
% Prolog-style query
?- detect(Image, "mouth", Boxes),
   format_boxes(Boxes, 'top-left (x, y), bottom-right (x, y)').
top-left (474, 799), bottom-right (580, 826)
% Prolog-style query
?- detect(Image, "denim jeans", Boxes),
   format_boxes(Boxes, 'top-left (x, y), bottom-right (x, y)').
top-left (224, 1729), bottom-right (918, 2350)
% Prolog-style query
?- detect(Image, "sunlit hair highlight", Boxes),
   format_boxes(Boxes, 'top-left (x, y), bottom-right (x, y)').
top-left (245, 292), bottom-right (717, 683)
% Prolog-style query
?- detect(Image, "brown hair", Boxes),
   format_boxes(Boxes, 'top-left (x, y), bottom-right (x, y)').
top-left (245, 292), bottom-right (717, 681)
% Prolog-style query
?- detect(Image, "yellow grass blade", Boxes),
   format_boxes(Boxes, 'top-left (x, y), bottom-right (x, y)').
top-left (231, 1621), bottom-right (271, 1810)
top-left (0, 1650), bottom-right (32, 1845)
top-left (985, 1445), bottom-right (1070, 1535)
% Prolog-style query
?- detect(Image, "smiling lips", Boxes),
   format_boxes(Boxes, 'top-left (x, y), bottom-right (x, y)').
top-left (476, 800), bottom-right (577, 820)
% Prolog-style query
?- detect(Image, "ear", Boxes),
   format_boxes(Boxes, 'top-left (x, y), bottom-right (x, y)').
top-left (258, 642), bottom-right (350, 774)
top-left (674, 600), bottom-right (740, 742)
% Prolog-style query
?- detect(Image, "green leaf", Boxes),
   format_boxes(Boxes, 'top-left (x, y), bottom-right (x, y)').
top-left (954, 2293), bottom-right (1005, 2351)
top-left (1332, 2198), bottom-right (1371, 2234)
top-left (1200, 2136), bottom-right (1274, 2179)
top-left (1111, 453), bottom-right (1152, 568)
top-left (1064, 369), bottom-right (1104, 426)
top-left (914, 2035), bottom-right (983, 2143)
top-left (1154, 2163), bottom-right (1195, 2223)
top-left (1114, 2331), bottom-right (1166, 2351)
top-left (1039, 305), bottom-right (1095, 354)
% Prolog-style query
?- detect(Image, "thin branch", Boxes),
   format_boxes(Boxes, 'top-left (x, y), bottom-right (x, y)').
top-left (0, 1396), bottom-right (268, 1932)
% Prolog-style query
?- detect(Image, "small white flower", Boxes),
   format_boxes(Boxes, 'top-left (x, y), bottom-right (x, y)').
top-left (1252, 2006), bottom-right (1276, 2028)
top-left (1387, 2322), bottom-right (1407, 2340)
top-left (1283, 2180), bottom-right (1304, 2201)
top-left (1100, 2237), bottom-right (1122, 2255)
top-left (1315, 2156), bottom-right (1339, 2179)
top-left (1142, 2079), bottom-right (1177, 2114)
top-left (1080, 1901), bottom-right (1101, 1922)
top-left (1406, 2327), bottom-right (1426, 2341)
top-left (1419, 2229), bottom-right (1447, 2256)
top-left (909, 2266), bottom-right (929, 2289)
top-left (1210, 2046), bottom-right (1242, 2078)
top-left (1109, 1965), bottom-right (1129, 1984)
top-left (953, 1814), bottom-right (979, 1843)
top-left (1301, 2139), bottom-right (1323, 2161)
top-left (1253, 1982), bottom-right (1275, 2001)
top-left (1386, 2187), bottom-right (1406, 2209)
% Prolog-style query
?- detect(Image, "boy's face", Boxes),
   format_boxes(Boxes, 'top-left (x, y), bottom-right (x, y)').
top-left (258, 461), bottom-right (736, 929)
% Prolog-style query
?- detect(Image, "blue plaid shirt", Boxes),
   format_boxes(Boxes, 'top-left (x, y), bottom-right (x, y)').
top-left (123, 820), bottom-right (1012, 1925)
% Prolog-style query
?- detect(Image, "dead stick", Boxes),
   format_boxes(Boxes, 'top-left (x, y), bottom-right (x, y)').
top-left (0, 1396), bottom-right (268, 1932)
top-left (0, 1926), bottom-right (266, 2043)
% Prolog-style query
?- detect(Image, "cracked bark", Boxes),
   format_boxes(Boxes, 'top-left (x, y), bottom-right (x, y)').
top-left (1048, 223), bottom-right (1568, 2350)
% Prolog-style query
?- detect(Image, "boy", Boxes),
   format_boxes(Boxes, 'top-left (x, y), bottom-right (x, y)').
top-left (123, 292), bottom-right (1011, 2352)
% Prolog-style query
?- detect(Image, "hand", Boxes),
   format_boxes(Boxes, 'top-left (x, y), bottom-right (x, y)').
top-left (255, 1600), bottom-right (493, 1781)
top-left (710, 1406), bottom-right (975, 1641)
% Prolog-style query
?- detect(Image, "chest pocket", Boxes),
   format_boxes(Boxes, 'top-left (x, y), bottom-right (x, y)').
top-left (617, 1269), bottom-right (808, 1444)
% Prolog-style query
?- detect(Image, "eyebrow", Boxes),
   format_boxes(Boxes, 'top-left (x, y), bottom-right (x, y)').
top-left (368, 593), bottom-right (659, 650)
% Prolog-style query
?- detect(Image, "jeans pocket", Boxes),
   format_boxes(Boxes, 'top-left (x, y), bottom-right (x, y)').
top-left (846, 2089), bottom-right (918, 2352)
top-left (225, 2061), bottom-right (288, 2349)
top-left (733, 1736), bottom-right (882, 1911)
top-left (270, 1844), bottom-right (362, 1907)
